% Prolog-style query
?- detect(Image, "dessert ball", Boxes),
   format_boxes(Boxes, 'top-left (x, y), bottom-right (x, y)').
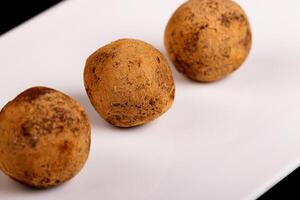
top-left (84, 39), bottom-right (175, 127)
top-left (165, 0), bottom-right (252, 82)
top-left (0, 87), bottom-right (91, 188)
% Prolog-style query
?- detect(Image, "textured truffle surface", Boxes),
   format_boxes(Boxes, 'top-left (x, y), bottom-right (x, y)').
top-left (165, 0), bottom-right (252, 82)
top-left (84, 39), bottom-right (175, 127)
top-left (0, 87), bottom-right (91, 188)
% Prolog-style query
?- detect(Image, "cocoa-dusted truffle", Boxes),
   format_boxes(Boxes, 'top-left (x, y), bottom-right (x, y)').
top-left (165, 0), bottom-right (252, 82)
top-left (0, 87), bottom-right (91, 188)
top-left (84, 39), bottom-right (175, 127)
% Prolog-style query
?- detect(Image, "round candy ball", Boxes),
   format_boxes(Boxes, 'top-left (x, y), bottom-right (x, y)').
top-left (84, 39), bottom-right (175, 127)
top-left (165, 0), bottom-right (252, 82)
top-left (0, 87), bottom-right (91, 188)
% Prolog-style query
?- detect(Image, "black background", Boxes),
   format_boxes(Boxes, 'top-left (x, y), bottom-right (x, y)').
top-left (0, 0), bottom-right (298, 199)
top-left (0, 0), bottom-right (63, 35)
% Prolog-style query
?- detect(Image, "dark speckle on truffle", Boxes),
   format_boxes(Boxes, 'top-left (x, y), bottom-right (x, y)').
top-left (16, 87), bottom-right (53, 103)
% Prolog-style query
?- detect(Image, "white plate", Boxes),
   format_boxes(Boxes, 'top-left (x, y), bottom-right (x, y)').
top-left (0, 0), bottom-right (300, 199)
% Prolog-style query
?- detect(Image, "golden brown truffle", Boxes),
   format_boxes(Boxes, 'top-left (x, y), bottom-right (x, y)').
top-left (0, 87), bottom-right (91, 188)
top-left (164, 0), bottom-right (252, 82)
top-left (84, 39), bottom-right (175, 128)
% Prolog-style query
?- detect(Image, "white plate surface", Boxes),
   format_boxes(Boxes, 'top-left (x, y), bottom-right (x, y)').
top-left (0, 0), bottom-right (300, 199)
